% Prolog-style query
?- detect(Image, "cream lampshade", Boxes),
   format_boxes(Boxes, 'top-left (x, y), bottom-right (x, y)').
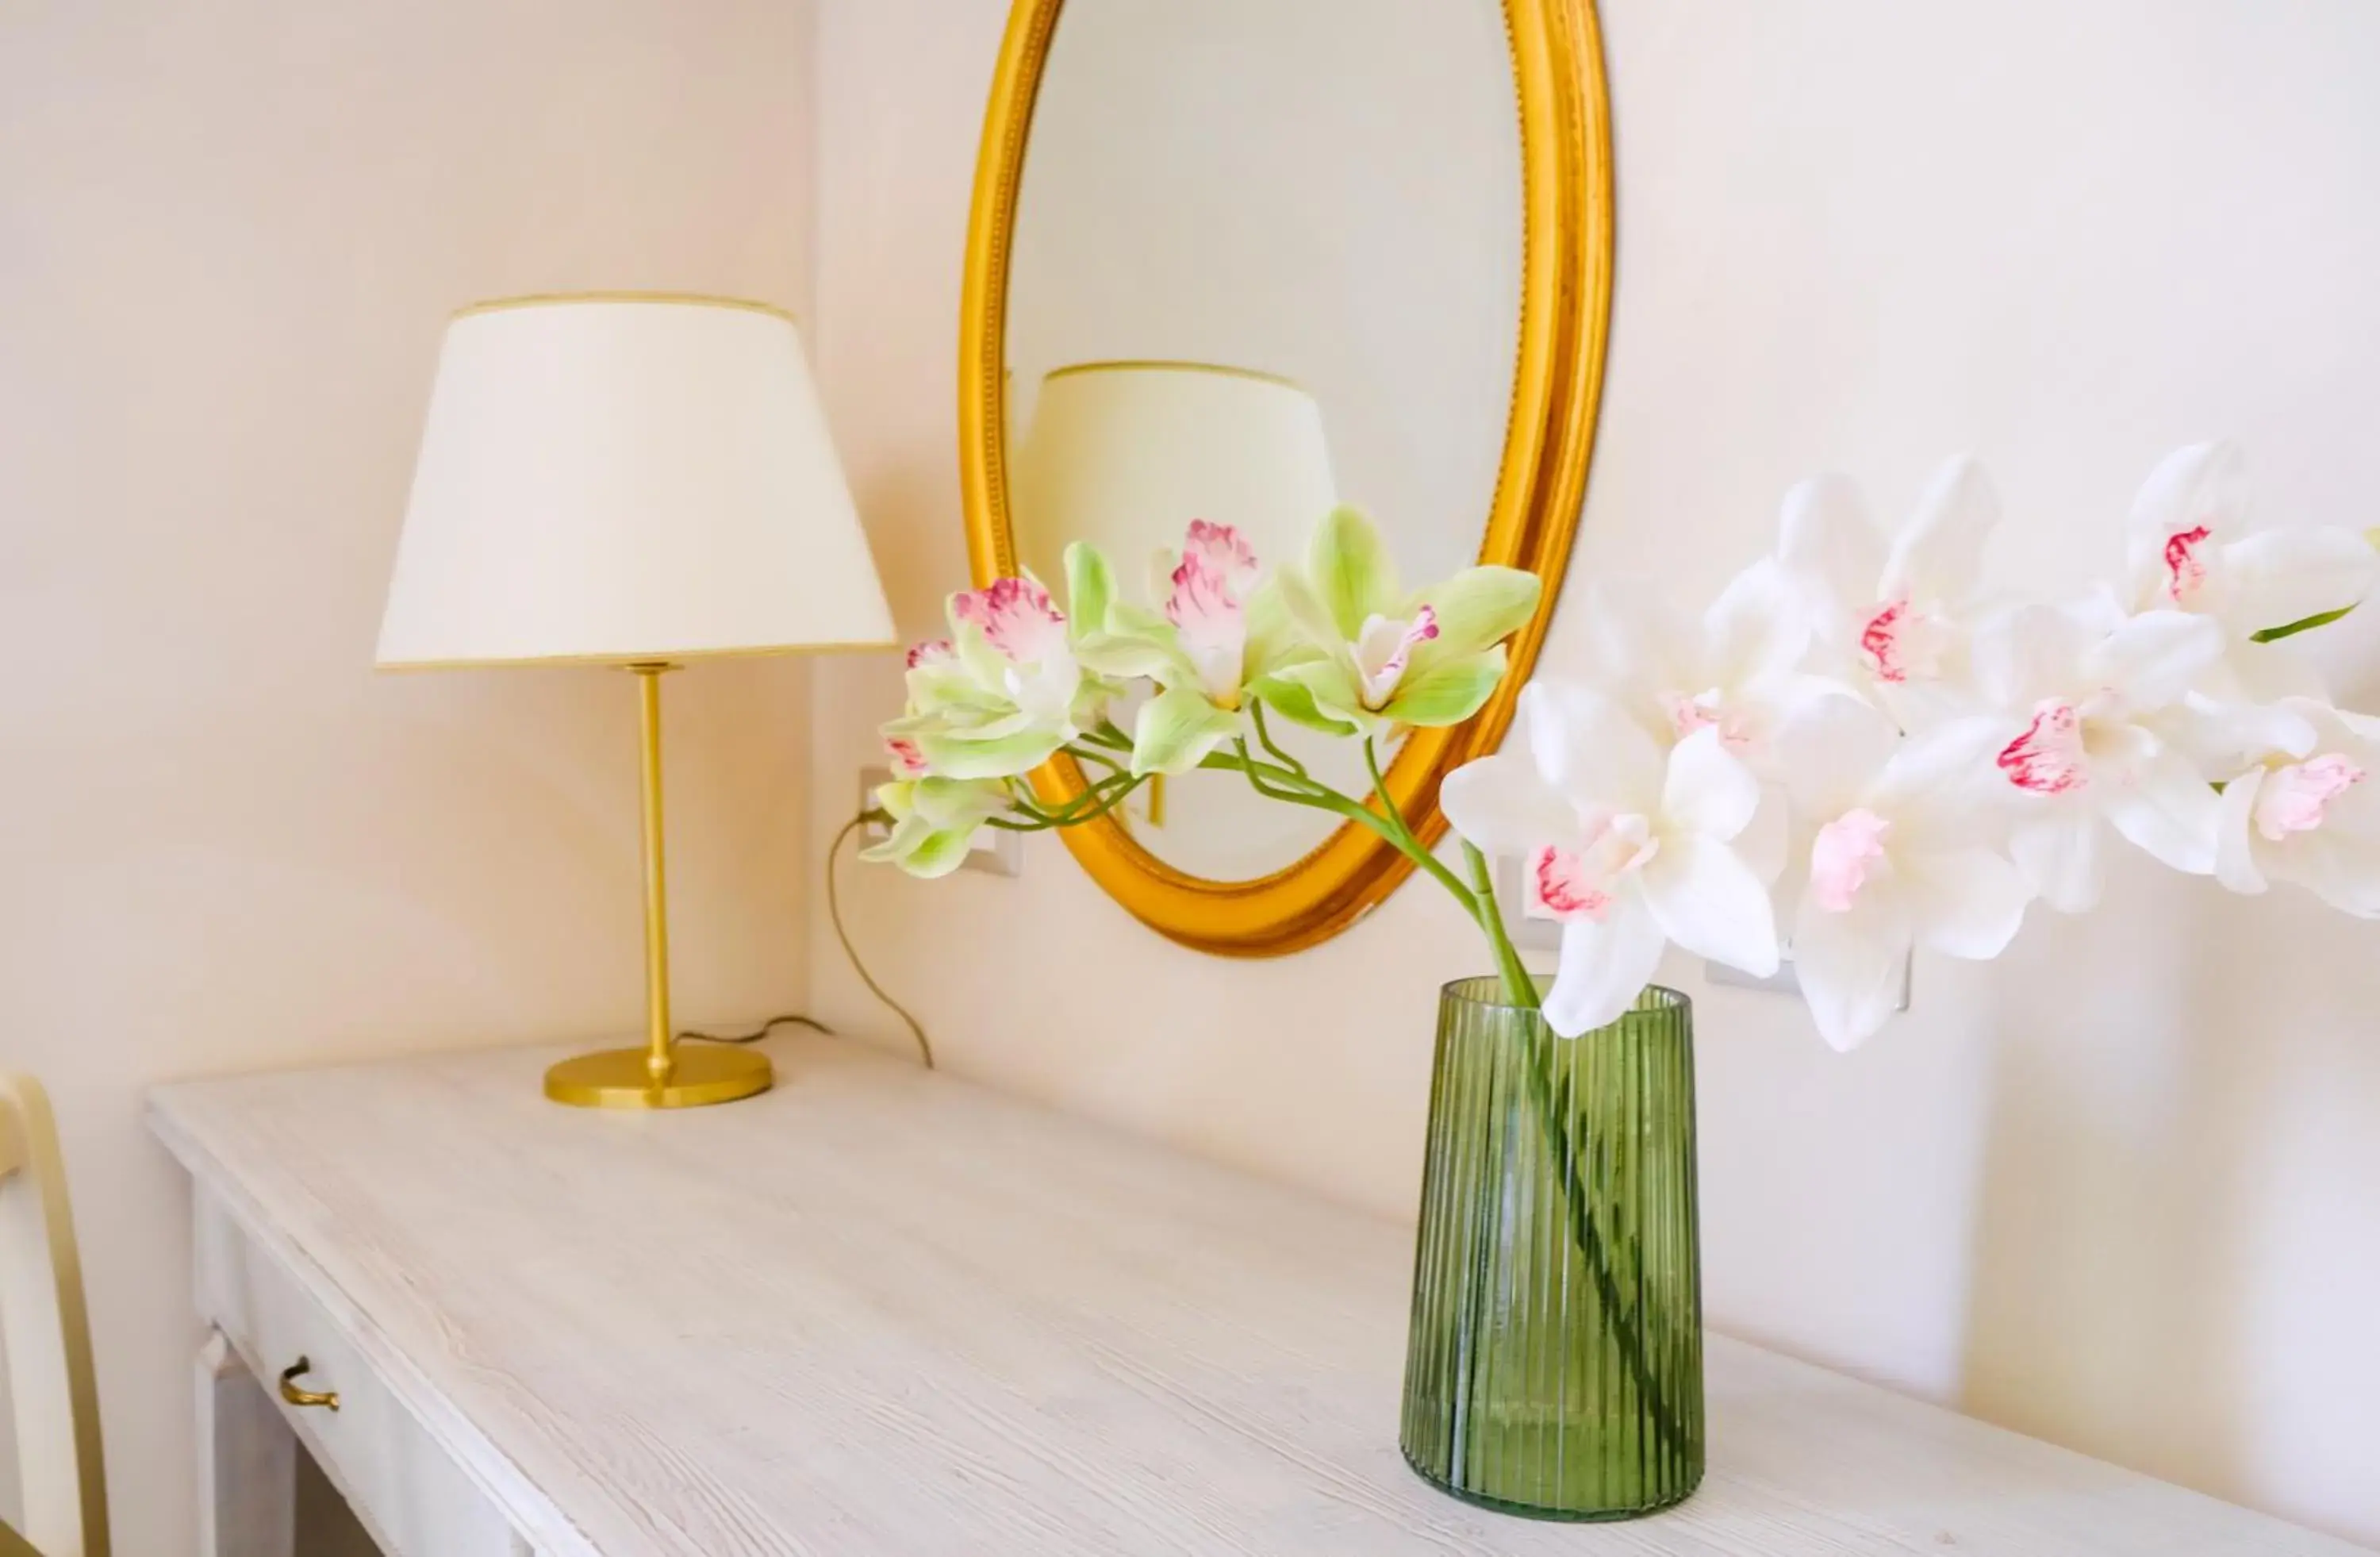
top-left (381, 292), bottom-right (894, 1109)
top-left (1009, 360), bottom-right (1338, 582)
top-left (382, 293), bottom-right (891, 667)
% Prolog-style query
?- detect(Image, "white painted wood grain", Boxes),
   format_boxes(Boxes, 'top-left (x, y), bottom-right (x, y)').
top-left (194, 1190), bottom-right (516, 1557)
top-left (148, 1037), bottom-right (2370, 1557)
top-left (197, 1328), bottom-right (294, 1557)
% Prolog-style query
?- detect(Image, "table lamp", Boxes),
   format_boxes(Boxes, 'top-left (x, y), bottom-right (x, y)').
top-left (1010, 359), bottom-right (1338, 582)
top-left (379, 292), bottom-right (893, 1109)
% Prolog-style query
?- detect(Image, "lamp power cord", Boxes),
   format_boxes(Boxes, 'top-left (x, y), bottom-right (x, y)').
top-left (678, 815), bottom-right (933, 1071)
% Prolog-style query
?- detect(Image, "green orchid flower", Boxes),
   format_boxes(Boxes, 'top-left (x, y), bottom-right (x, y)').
top-left (879, 548), bottom-right (1125, 782)
top-left (1069, 521), bottom-right (1317, 776)
top-left (1254, 506), bottom-right (1542, 736)
top-left (858, 775), bottom-right (1013, 878)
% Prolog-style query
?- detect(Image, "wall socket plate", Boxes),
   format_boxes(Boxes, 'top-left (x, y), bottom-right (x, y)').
top-left (857, 767), bottom-right (1022, 878)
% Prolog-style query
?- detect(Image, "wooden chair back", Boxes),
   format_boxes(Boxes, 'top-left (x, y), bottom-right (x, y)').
top-left (0, 1075), bottom-right (106, 1557)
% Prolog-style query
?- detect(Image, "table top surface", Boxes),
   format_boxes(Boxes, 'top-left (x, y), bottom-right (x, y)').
top-left (148, 1036), bottom-right (2366, 1557)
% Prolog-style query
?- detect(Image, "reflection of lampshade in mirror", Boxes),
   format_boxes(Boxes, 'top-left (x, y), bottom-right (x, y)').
top-left (1011, 361), bottom-right (1338, 578)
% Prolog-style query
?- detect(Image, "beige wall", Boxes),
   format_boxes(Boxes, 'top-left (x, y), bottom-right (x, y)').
top-left (0, 2), bottom-right (816, 1551)
top-left (808, 0), bottom-right (2380, 1544)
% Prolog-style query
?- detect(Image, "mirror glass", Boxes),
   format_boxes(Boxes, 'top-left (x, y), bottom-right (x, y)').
top-left (1004, 0), bottom-right (1524, 882)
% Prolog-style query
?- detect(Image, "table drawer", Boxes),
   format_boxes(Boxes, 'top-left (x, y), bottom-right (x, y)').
top-left (195, 1187), bottom-right (518, 1556)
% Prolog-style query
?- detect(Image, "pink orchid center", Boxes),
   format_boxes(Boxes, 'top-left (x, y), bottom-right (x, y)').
top-left (1353, 606), bottom-right (1440, 709)
top-left (2253, 753), bottom-right (2366, 842)
top-left (1528, 812), bottom-right (1656, 925)
top-left (1858, 598), bottom-right (1952, 685)
top-left (952, 578), bottom-right (1083, 727)
top-left (1165, 520), bottom-right (1260, 705)
top-left (885, 736), bottom-right (930, 780)
top-left (2162, 523), bottom-right (2213, 607)
top-left (953, 578), bottom-right (1067, 666)
top-left (1998, 699), bottom-right (2089, 795)
top-left (1664, 690), bottom-right (1759, 754)
top-left (1530, 845), bottom-right (1614, 924)
top-left (1810, 808), bottom-right (1893, 913)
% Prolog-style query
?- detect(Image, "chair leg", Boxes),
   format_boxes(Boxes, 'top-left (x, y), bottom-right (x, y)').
top-left (196, 1329), bottom-right (294, 1557)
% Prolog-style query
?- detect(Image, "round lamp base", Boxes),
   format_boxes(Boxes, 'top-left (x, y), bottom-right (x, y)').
top-left (543, 1045), bottom-right (774, 1110)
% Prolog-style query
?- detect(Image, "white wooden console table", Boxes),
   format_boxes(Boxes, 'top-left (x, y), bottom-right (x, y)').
top-left (148, 1036), bottom-right (2367, 1556)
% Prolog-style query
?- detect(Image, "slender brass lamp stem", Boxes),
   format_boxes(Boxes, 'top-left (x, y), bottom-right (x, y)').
top-left (539, 662), bottom-right (770, 1109)
top-left (633, 663), bottom-right (676, 1089)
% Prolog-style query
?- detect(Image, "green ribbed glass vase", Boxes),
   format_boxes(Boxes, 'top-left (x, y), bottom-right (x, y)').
top-left (1399, 978), bottom-right (1704, 1520)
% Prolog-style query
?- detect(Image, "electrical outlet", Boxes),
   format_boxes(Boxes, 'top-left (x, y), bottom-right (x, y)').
top-left (855, 766), bottom-right (1021, 878)
top-left (966, 822), bottom-right (1023, 877)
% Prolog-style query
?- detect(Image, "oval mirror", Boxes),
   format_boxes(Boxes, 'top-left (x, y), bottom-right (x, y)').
top-left (962, 0), bottom-right (1613, 955)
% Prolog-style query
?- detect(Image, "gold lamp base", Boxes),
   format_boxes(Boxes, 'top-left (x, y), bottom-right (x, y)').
top-left (543, 1044), bottom-right (774, 1110)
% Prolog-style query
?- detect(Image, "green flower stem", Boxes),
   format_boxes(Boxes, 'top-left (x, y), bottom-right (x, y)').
top-left (1223, 739), bottom-right (1317, 802)
top-left (1007, 793), bottom-right (1075, 826)
top-left (994, 763), bottom-right (1146, 832)
top-left (1212, 740), bottom-right (1484, 913)
top-left (1056, 767), bottom-right (1144, 818)
top-left (1458, 840), bottom-right (1537, 1009)
top-left (1463, 842), bottom-right (1692, 1467)
top-left (1248, 702), bottom-right (1311, 781)
top-left (1358, 740), bottom-right (1457, 897)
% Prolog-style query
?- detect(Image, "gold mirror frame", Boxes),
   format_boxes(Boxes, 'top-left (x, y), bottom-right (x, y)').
top-left (958, 0), bottom-right (1614, 957)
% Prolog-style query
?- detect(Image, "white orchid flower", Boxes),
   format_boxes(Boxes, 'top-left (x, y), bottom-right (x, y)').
top-left (1256, 506), bottom-right (1542, 736)
top-left (2214, 698), bottom-right (2380, 917)
top-left (1777, 698), bottom-right (2033, 1050)
top-left (1441, 682), bottom-right (1781, 1038)
top-left (1073, 521), bottom-right (1309, 777)
top-left (1776, 456), bottom-right (2002, 727)
top-left (1973, 600), bottom-right (2226, 911)
top-left (1580, 557), bottom-right (1827, 774)
top-left (2123, 441), bottom-right (2379, 701)
top-left (859, 775), bottom-right (1013, 878)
